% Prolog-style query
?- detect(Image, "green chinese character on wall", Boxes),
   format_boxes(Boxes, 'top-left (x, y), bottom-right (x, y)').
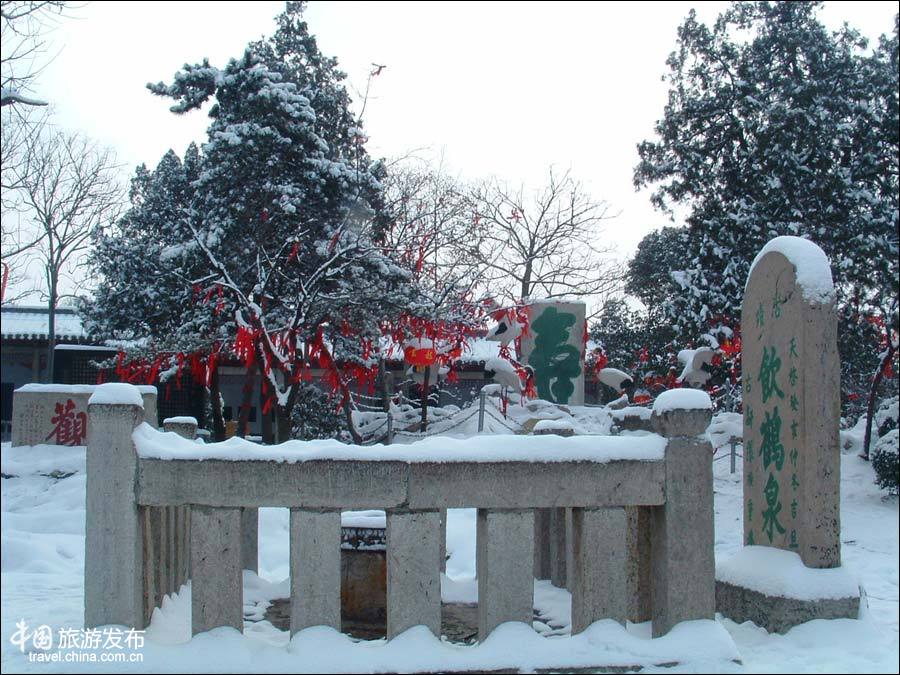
top-left (758, 346), bottom-right (785, 402)
top-left (790, 337), bottom-right (799, 359)
top-left (789, 366), bottom-right (798, 387)
top-left (772, 293), bottom-right (785, 319)
top-left (527, 306), bottom-right (581, 404)
top-left (791, 499), bottom-right (798, 519)
top-left (762, 473), bottom-right (786, 543)
top-left (756, 302), bottom-right (765, 328)
top-left (790, 447), bottom-right (798, 468)
top-left (746, 405), bottom-right (755, 429)
top-left (790, 529), bottom-right (799, 549)
top-left (760, 408), bottom-right (785, 471)
top-left (791, 420), bottom-right (798, 440)
top-left (790, 394), bottom-right (799, 412)
top-left (747, 530), bottom-right (755, 546)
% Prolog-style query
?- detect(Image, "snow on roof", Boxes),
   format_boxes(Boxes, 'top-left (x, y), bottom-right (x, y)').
top-left (54, 344), bottom-right (117, 352)
top-left (748, 236), bottom-right (835, 304)
top-left (380, 333), bottom-right (502, 365)
top-left (1, 305), bottom-right (86, 341)
top-left (459, 337), bottom-right (502, 363)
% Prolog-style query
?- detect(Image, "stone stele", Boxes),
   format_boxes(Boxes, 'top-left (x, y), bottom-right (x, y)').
top-left (12, 385), bottom-right (158, 447)
top-left (519, 300), bottom-right (585, 406)
top-left (717, 238), bottom-right (858, 632)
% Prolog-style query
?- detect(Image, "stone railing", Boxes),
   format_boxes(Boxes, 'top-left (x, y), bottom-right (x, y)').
top-left (84, 387), bottom-right (715, 646)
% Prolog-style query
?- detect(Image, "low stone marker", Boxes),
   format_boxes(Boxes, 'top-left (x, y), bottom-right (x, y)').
top-left (12, 383), bottom-right (158, 446)
top-left (717, 236), bottom-right (859, 632)
top-left (519, 300), bottom-right (586, 406)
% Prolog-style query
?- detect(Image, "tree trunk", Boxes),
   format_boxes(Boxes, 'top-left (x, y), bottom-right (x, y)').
top-left (342, 399), bottom-right (363, 445)
top-left (520, 268), bottom-right (532, 302)
top-left (420, 365), bottom-right (431, 433)
top-left (238, 362), bottom-right (258, 439)
top-left (46, 273), bottom-right (57, 383)
top-left (275, 407), bottom-right (291, 444)
top-left (209, 366), bottom-right (227, 442)
top-left (862, 342), bottom-right (897, 460)
top-left (379, 358), bottom-right (393, 412)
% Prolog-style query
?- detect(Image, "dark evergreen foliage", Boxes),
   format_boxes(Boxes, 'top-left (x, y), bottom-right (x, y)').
top-left (634, 2), bottom-right (898, 339)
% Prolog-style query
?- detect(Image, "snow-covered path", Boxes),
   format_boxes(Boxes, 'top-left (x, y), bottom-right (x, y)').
top-left (1, 441), bottom-right (897, 673)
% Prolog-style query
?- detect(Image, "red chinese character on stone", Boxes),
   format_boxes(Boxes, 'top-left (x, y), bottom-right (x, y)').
top-left (46, 399), bottom-right (87, 446)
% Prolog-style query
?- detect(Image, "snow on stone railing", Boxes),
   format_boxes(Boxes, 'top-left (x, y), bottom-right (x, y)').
top-left (12, 383), bottom-right (158, 447)
top-left (84, 383), bottom-right (717, 661)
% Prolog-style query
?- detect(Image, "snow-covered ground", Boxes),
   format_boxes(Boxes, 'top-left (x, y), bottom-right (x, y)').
top-left (1, 422), bottom-right (897, 673)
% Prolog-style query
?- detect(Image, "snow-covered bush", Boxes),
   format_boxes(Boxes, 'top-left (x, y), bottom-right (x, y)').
top-left (875, 396), bottom-right (899, 438)
top-left (290, 384), bottom-right (346, 441)
top-left (870, 395), bottom-right (899, 494)
top-left (872, 429), bottom-right (899, 495)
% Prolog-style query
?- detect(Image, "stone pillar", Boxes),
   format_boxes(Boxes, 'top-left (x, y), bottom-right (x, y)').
top-left (174, 505), bottom-right (189, 591)
top-left (650, 397), bottom-right (715, 638)
top-left (439, 508), bottom-right (448, 574)
top-left (191, 505), bottom-right (243, 635)
top-left (141, 506), bottom-right (158, 624)
top-left (241, 507), bottom-right (259, 573)
top-left (386, 509), bottom-right (442, 638)
top-left (162, 417), bottom-right (196, 591)
top-left (156, 507), bottom-right (173, 605)
top-left (626, 506), bottom-right (652, 623)
top-left (84, 395), bottom-right (145, 629)
top-left (565, 508), bottom-right (575, 592)
top-left (290, 509), bottom-right (340, 634)
top-left (533, 508), bottom-right (552, 580)
top-left (140, 388), bottom-right (159, 428)
top-left (163, 416), bottom-right (197, 438)
top-left (549, 507), bottom-right (567, 588)
top-left (477, 508), bottom-right (534, 641)
top-left (740, 243), bottom-right (841, 567)
top-left (519, 300), bottom-right (586, 405)
top-left (570, 507), bottom-right (627, 633)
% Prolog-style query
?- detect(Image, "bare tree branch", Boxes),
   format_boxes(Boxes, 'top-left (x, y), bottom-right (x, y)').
top-left (1, 1), bottom-right (73, 104)
top-left (461, 167), bottom-right (622, 317)
top-left (4, 127), bottom-right (124, 377)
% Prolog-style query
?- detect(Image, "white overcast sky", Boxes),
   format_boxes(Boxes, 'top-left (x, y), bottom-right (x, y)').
top-left (23, 0), bottom-right (900, 265)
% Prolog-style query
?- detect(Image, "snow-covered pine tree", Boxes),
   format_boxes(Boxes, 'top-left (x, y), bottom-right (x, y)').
top-left (618, 226), bottom-right (743, 409)
top-left (83, 145), bottom-right (208, 348)
top-left (589, 298), bottom-right (680, 405)
top-left (634, 3), bottom-right (899, 342)
top-left (625, 226), bottom-right (691, 319)
top-left (127, 2), bottom-right (414, 442)
top-left (81, 144), bottom-right (234, 438)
